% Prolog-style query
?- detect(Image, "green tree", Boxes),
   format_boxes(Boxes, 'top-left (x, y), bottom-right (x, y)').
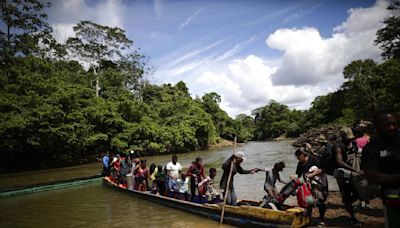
top-left (342, 59), bottom-right (382, 120)
top-left (375, 0), bottom-right (400, 60)
top-left (66, 21), bottom-right (133, 97)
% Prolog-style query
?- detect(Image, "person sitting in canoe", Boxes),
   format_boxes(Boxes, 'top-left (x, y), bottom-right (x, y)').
top-left (220, 151), bottom-right (258, 206)
top-left (110, 155), bottom-right (121, 183)
top-left (257, 161), bottom-right (287, 207)
top-left (177, 173), bottom-right (189, 201)
top-left (198, 167), bottom-right (220, 203)
top-left (186, 157), bottom-right (205, 202)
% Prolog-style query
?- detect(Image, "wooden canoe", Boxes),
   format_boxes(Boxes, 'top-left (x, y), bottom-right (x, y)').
top-left (102, 178), bottom-right (310, 227)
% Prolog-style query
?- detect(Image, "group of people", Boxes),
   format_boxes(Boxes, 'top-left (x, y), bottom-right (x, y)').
top-left (101, 111), bottom-right (399, 227)
top-left (101, 153), bottom-right (221, 203)
top-left (214, 111), bottom-right (399, 227)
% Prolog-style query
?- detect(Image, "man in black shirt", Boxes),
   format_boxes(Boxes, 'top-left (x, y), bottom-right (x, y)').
top-left (362, 112), bottom-right (400, 228)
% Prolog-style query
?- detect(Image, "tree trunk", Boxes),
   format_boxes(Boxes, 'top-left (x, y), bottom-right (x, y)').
top-left (93, 67), bottom-right (100, 97)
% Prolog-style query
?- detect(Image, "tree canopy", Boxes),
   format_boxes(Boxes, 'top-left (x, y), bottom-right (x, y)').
top-left (1, 0), bottom-right (400, 172)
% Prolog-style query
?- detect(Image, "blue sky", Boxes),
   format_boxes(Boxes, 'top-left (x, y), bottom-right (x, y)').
top-left (48, 0), bottom-right (388, 116)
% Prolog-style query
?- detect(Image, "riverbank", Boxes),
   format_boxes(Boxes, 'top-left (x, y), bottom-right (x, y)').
top-left (0, 139), bottom-right (235, 191)
top-left (311, 192), bottom-right (384, 227)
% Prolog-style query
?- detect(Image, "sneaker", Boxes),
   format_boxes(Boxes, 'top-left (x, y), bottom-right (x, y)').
top-left (317, 221), bottom-right (325, 227)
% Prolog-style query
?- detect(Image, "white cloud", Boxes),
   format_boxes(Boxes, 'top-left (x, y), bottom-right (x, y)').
top-left (196, 55), bottom-right (318, 116)
top-left (267, 0), bottom-right (388, 86)
top-left (179, 9), bottom-right (202, 31)
top-left (49, 0), bottom-right (125, 43)
top-left (215, 35), bottom-right (257, 62)
top-left (189, 0), bottom-right (390, 116)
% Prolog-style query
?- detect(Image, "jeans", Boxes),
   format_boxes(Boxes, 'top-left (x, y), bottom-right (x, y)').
top-left (222, 189), bottom-right (237, 206)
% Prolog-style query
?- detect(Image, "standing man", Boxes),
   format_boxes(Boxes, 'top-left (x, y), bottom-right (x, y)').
top-left (333, 127), bottom-right (363, 226)
top-left (101, 151), bottom-right (110, 176)
top-left (166, 155), bottom-right (182, 193)
top-left (362, 112), bottom-right (400, 228)
top-left (220, 151), bottom-right (258, 206)
top-left (186, 157), bottom-right (205, 202)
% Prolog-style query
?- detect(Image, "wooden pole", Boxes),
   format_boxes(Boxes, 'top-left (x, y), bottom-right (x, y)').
top-left (220, 136), bottom-right (237, 224)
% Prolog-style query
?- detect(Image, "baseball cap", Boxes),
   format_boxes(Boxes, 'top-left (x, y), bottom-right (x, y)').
top-left (234, 151), bottom-right (246, 160)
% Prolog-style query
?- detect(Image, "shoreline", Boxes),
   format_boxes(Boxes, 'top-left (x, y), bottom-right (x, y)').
top-left (0, 138), bottom-right (235, 190)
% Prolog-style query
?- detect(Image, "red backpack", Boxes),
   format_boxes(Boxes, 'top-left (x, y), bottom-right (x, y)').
top-left (296, 182), bottom-right (314, 208)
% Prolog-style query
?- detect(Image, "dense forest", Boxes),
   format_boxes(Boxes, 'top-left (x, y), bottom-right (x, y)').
top-left (0, 1), bottom-right (399, 172)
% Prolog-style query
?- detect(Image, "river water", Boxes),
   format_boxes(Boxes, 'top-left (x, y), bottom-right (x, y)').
top-left (0, 141), bottom-right (338, 228)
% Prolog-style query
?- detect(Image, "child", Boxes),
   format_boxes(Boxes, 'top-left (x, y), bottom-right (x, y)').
top-left (155, 165), bottom-right (167, 196)
top-left (178, 173), bottom-right (189, 201)
top-left (198, 168), bottom-right (220, 203)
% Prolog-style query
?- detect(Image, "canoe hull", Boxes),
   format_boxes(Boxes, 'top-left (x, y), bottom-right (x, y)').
top-left (102, 178), bottom-right (308, 227)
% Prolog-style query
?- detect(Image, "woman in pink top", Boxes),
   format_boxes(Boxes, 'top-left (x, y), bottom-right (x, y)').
top-left (355, 133), bottom-right (370, 149)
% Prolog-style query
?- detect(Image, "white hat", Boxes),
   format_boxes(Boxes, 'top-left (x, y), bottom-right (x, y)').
top-left (112, 157), bottom-right (118, 163)
top-left (234, 151), bottom-right (246, 160)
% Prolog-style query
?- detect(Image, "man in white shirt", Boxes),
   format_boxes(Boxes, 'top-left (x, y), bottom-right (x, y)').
top-left (166, 155), bottom-right (182, 193)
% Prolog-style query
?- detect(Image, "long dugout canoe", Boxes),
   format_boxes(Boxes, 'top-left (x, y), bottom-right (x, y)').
top-left (102, 178), bottom-right (310, 227)
top-left (0, 175), bottom-right (101, 198)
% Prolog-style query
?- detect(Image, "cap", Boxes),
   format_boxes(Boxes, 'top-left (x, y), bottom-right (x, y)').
top-left (234, 151), bottom-right (246, 160)
top-left (341, 127), bottom-right (355, 140)
top-left (315, 135), bottom-right (328, 143)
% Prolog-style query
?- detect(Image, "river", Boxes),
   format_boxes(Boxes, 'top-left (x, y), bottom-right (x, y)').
top-left (0, 141), bottom-right (338, 228)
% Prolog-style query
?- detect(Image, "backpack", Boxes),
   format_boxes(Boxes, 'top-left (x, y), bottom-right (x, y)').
top-left (320, 143), bottom-right (336, 175)
top-left (296, 182), bottom-right (314, 208)
top-left (120, 160), bottom-right (130, 175)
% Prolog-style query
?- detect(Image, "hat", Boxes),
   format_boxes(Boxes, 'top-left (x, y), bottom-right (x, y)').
top-left (315, 135), bottom-right (328, 144)
top-left (234, 151), bottom-right (246, 160)
top-left (112, 157), bottom-right (118, 163)
top-left (341, 127), bottom-right (355, 140)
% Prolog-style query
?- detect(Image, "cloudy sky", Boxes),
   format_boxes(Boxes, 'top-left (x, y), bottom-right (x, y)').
top-left (48, 0), bottom-right (390, 117)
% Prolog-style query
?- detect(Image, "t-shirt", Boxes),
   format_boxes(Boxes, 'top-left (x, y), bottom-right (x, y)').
top-left (356, 136), bottom-right (369, 149)
top-left (296, 155), bottom-right (320, 177)
top-left (166, 162), bottom-right (182, 179)
top-left (361, 134), bottom-right (400, 195)
top-left (178, 177), bottom-right (189, 193)
top-left (264, 169), bottom-right (281, 190)
top-left (102, 155), bottom-right (109, 168)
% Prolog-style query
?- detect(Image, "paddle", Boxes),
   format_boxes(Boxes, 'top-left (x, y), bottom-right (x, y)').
top-left (219, 136), bottom-right (237, 224)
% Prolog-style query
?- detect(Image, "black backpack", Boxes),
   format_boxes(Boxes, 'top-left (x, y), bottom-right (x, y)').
top-left (320, 143), bottom-right (336, 175)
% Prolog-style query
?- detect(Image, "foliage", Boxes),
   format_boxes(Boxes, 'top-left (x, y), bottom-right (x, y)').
top-left (375, 0), bottom-right (400, 60)
top-left (1, 0), bottom-right (400, 172)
